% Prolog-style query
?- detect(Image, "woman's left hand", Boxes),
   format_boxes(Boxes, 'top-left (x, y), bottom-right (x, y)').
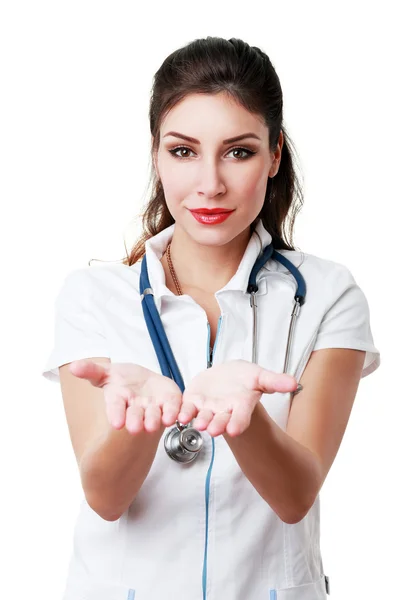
top-left (177, 359), bottom-right (299, 437)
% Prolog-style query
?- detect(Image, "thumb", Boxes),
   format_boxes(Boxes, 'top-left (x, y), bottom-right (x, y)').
top-left (69, 359), bottom-right (110, 388)
top-left (257, 369), bottom-right (299, 394)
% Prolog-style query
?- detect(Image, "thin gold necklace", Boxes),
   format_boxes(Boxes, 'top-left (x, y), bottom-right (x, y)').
top-left (166, 241), bottom-right (214, 361)
top-left (165, 241), bottom-right (183, 296)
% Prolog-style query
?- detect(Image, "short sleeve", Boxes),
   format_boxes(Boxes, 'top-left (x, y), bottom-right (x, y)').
top-left (41, 268), bottom-right (110, 383)
top-left (312, 263), bottom-right (380, 378)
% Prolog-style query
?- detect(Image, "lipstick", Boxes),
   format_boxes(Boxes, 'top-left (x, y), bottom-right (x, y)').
top-left (189, 208), bottom-right (234, 225)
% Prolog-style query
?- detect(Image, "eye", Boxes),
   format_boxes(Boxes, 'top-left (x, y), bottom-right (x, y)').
top-left (168, 146), bottom-right (195, 159)
top-left (168, 146), bottom-right (257, 160)
top-left (226, 147), bottom-right (257, 160)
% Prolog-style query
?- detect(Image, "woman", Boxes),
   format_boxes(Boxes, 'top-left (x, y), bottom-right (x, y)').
top-left (42, 37), bottom-right (380, 600)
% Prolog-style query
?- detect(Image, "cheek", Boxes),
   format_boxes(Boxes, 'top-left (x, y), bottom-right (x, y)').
top-left (163, 183), bottom-right (187, 219)
top-left (237, 166), bottom-right (269, 199)
top-left (158, 168), bottom-right (189, 213)
top-left (233, 157), bottom-right (269, 189)
top-left (158, 158), bottom-right (189, 194)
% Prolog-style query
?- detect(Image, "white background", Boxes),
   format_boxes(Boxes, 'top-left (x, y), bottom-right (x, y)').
top-left (1, 2), bottom-right (397, 599)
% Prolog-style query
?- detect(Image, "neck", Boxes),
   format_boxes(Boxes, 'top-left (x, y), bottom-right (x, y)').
top-left (161, 223), bottom-right (252, 296)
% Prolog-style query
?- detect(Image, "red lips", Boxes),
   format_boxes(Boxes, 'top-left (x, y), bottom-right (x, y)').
top-left (190, 208), bottom-right (234, 214)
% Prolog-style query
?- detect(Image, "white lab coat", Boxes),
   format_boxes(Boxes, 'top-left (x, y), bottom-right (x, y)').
top-left (42, 219), bottom-right (380, 600)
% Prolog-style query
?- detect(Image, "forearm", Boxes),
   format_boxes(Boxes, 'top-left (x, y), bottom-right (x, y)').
top-left (80, 424), bottom-right (165, 521)
top-left (223, 402), bottom-right (322, 524)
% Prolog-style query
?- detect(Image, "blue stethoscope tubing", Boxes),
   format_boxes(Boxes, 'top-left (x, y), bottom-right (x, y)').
top-left (139, 241), bottom-right (306, 392)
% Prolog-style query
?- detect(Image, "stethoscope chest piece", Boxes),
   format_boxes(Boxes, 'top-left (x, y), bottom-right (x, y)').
top-left (164, 423), bottom-right (204, 463)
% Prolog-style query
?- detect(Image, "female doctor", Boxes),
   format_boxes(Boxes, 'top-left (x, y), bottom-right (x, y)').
top-left (42, 37), bottom-right (380, 600)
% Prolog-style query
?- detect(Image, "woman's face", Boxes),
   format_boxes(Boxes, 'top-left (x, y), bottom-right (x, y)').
top-left (153, 92), bottom-right (282, 247)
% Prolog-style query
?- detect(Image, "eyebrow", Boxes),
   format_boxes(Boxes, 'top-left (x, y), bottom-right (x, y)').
top-left (162, 131), bottom-right (262, 144)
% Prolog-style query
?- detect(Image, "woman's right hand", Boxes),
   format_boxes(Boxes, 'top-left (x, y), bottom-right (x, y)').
top-left (68, 359), bottom-right (183, 434)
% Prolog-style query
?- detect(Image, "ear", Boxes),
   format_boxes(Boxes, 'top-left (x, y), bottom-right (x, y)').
top-left (269, 130), bottom-right (284, 178)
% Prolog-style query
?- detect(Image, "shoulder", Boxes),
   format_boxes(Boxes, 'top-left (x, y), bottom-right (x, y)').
top-left (271, 249), bottom-right (357, 287)
top-left (58, 262), bottom-right (141, 306)
top-left (268, 250), bottom-right (365, 317)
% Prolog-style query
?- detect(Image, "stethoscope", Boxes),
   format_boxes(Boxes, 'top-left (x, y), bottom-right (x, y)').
top-left (139, 241), bottom-right (306, 463)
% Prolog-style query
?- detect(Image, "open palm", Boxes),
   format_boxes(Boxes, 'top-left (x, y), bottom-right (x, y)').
top-left (178, 359), bottom-right (298, 437)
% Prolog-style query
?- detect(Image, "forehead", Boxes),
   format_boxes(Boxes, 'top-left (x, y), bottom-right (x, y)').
top-left (160, 92), bottom-right (267, 139)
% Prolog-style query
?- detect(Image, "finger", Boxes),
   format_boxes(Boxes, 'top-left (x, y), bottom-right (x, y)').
top-left (206, 410), bottom-right (232, 437)
top-left (144, 404), bottom-right (162, 433)
top-left (104, 396), bottom-right (127, 430)
top-left (257, 370), bottom-right (298, 394)
top-left (177, 400), bottom-right (198, 425)
top-left (125, 402), bottom-right (145, 434)
top-left (103, 384), bottom-right (132, 429)
top-left (192, 408), bottom-right (214, 431)
top-left (178, 393), bottom-right (205, 424)
top-left (69, 359), bottom-right (110, 388)
top-left (225, 404), bottom-right (252, 437)
top-left (161, 394), bottom-right (182, 426)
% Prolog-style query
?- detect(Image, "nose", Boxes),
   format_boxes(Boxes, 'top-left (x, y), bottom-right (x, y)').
top-left (196, 160), bottom-right (226, 198)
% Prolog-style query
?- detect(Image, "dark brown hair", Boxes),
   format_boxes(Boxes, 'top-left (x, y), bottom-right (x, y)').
top-left (119, 36), bottom-right (304, 266)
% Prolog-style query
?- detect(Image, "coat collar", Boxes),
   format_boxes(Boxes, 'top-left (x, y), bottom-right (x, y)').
top-left (142, 218), bottom-right (302, 308)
